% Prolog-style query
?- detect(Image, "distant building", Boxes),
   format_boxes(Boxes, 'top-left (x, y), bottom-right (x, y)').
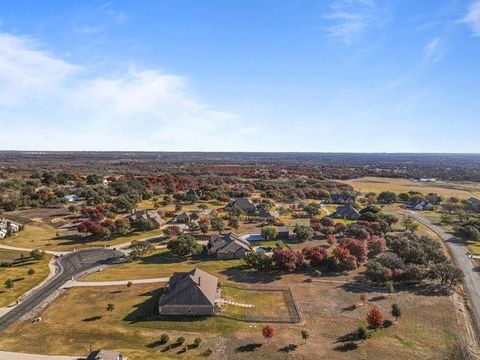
top-left (405, 200), bottom-right (434, 211)
top-left (186, 189), bottom-right (205, 199)
top-left (325, 193), bottom-right (356, 205)
top-left (467, 197), bottom-right (480, 206)
top-left (61, 194), bottom-right (79, 203)
top-left (87, 350), bottom-right (126, 360)
top-left (0, 218), bottom-right (21, 233)
top-left (128, 209), bottom-right (166, 228)
top-left (208, 232), bottom-right (252, 259)
top-left (0, 230), bottom-right (6, 239)
top-left (225, 198), bottom-right (257, 215)
top-left (158, 268), bottom-right (220, 316)
top-left (332, 205), bottom-right (360, 220)
top-left (175, 212), bottom-right (191, 223)
top-left (276, 226), bottom-right (290, 240)
top-left (419, 178), bottom-right (436, 182)
top-left (258, 209), bottom-right (279, 220)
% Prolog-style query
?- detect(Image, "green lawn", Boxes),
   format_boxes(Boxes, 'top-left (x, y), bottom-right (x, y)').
top-left (0, 249), bottom-right (51, 307)
top-left (84, 249), bottom-right (246, 282)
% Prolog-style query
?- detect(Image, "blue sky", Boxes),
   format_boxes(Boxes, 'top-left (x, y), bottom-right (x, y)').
top-left (0, 0), bottom-right (479, 152)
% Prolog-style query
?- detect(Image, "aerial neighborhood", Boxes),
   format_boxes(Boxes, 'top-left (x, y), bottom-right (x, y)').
top-left (0, 155), bottom-right (479, 360)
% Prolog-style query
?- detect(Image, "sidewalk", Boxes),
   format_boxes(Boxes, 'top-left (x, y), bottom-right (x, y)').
top-left (61, 277), bottom-right (170, 288)
top-left (0, 351), bottom-right (79, 360)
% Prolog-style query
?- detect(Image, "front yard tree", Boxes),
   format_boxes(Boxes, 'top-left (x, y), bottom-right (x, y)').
top-left (293, 224), bottom-right (313, 242)
top-left (261, 226), bottom-right (278, 241)
top-left (228, 216), bottom-right (240, 231)
top-left (366, 306), bottom-right (384, 329)
top-left (262, 325), bottom-right (274, 343)
top-left (210, 217), bottom-right (224, 233)
top-left (391, 303), bottom-right (401, 321)
top-left (167, 235), bottom-right (202, 257)
top-left (27, 268), bottom-right (35, 276)
top-left (126, 281), bottom-right (133, 290)
top-left (301, 330), bottom-right (309, 344)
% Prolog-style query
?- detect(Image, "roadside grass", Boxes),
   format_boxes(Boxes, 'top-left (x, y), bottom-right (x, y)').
top-left (0, 284), bottom-right (244, 360)
top-left (0, 249), bottom-right (51, 307)
top-left (343, 177), bottom-right (480, 199)
top-left (221, 286), bottom-right (289, 317)
top-left (0, 222), bottom-right (163, 251)
top-left (83, 249), bottom-right (246, 282)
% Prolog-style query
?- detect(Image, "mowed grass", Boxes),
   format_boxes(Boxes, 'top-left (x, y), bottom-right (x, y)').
top-left (343, 176), bottom-right (480, 199)
top-left (0, 249), bottom-right (51, 307)
top-left (0, 222), bottom-right (163, 251)
top-left (0, 284), bottom-right (248, 360)
top-left (84, 249), bottom-right (245, 282)
top-left (221, 286), bottom-right (289, 317)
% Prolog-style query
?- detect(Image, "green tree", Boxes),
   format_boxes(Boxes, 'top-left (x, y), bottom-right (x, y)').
top-left (261, 226), bottom-right (278, 241)
top-left (301, 330), bottom-right (309, 344)
top-left (402, 216), bottom-right (418, 233)
top-left (160, 333), bottom-right (170, 344)
top-left (167, 235), bottom-right (202, 257)
top-left (391, 303), bottom-right (401, 321)
top-left (126, 281), bottom-right (133, 290)
top-left (210, 217), bottom-right (224, 233)
top-left (293, 224), bottom-right (313, 242)
top-left (377, 191), bottom-right (398, 204)
top-left (193, 337), bottom-right (202, 348)
top-left (27, 268), bottom-right (35, 276)
top-left (106, 303), bottom-right (115, 315)
top-left (4, 279), bottom-right (14, 290)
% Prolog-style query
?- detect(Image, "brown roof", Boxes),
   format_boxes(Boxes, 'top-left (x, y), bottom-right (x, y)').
top-left (159, 268), bottom-right (218, 307)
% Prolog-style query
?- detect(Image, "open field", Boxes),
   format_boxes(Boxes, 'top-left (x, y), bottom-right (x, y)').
top-left (83, 249), bottom-right (246, 282)
top-left (0, 222), bottom-right (163, 251)
top-left (344, 177), bottom-right (480, 199)
top-left (0, 249), bottom-right (51, 308)
top-left (0, 274), bottom-right (462, 359)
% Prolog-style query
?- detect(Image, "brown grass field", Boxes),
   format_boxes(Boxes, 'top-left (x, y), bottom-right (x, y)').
top-left (343, 177), bottom-right (480, 199)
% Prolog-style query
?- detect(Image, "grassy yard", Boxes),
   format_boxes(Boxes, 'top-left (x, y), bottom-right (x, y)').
top-left (0, 222), bottom-right (163, 251)
top-left (84, 249), bottom-right (246, 282)
top-left (343, 176), bottom-right (480, 199)
top-left (221, 286), bottom-right (289, 317)
top-left (0, 249), bottom-right (51, 307)
top-left (0, 284), bottom-right (248, 360)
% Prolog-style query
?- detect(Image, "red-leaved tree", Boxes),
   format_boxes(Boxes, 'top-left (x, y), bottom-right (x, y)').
top-left (302, 246), bottom-right (328, 267)
top-left (367, 306), bottom-right (384, 329)
top-left (344, 238), bottom-right (368, 263)
top-left (262, 325), bottom-right (274, 343)
top-left (272, 248), bottom-right (305, 272)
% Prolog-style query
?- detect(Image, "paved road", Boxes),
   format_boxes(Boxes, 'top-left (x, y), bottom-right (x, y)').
top-left (409, 211), bottom-right (480, 329)
top-left (0, 248), bottom-right (124, 332)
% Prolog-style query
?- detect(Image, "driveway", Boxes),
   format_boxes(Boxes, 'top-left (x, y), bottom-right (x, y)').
top-left (0, 248), bottom-right (124, 332)
top-left (409, 211), bottom-right (480, 330)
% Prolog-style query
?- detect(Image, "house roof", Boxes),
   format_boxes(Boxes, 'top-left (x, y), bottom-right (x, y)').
top-left (226, 198), bottom-right (256, 212)
top-left (129, 209), bottom-right (164, 223)
top-left (468, 197), bottom-right (480, 205)
top-left (209, 233), bottom-right (252, 253)
top-left (258, 209), bottom-right (279, 218)
top-left (334, 205), bottom-right (360, 219)
top-left (159, 268), bottom-right (218, 307)
top-left (276, 226), bottom-right (289, 233)
top-left (406, 200), bottom-right (432, 209)
top-left (87, 350), bottom-right (125, 360)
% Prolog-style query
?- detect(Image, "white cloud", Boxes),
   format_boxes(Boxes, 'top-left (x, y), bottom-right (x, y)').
top-left (0, 31), bottom-right (259, 151)
top-left (324, 0), bottom-right (383, 44)
top-left (424, 37), bottom-right (445, 63)
top-left (463, 0), bottom-right (480, 36)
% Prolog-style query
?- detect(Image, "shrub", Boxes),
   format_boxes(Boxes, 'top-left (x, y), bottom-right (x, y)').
top-left (364, 261), bottom-right (391, 283)
top-left (357, 323), bottom-right (369, 340)
top-left (193, 337), bottom-right (202, 347)
top-left (366, 306), bottom-right (384, 329)
top-left (160, 333), bottom-right (170, 344)
top-left (177, 337), bottom-right (185, 345)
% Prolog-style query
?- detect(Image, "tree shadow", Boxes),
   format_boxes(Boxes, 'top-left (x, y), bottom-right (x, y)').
top-left (83, 315), bottom-right (102, 322)
top-left (235, 343), bottom-right (263, 352)
top-left (341, 304), bottom-right (357, 312)
top-left (369, 295), bottom-right (386, 302)
top-left (123, 289), bottom-right (163, 323)
top-left (219, 266), bottom-right (282, 284)
top-left (278, 344), bottom-right (298, 353)
top-left (334, 342), bottom-right (358, 352)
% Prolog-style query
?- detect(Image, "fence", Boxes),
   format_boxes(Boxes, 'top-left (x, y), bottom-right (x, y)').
top-left (216, 282), bottom-right (301, 324)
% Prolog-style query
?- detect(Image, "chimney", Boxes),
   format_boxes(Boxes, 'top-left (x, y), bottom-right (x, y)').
top-left (197, 276), bottom-right (201, 286)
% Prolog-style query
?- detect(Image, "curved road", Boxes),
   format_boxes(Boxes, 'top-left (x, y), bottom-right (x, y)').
top-left (409, 211), bottom-right (480, 331)
top-left (0, 248), bottom-right (124, 332)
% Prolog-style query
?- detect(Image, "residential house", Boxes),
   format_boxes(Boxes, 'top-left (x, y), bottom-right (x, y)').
top-left (419, 178), bottom-right (436, 182)
top-left (0, 230), bottom-right (6, 239)
top-left (186, 189), bottom-right (205, 199)
top-left (467, 197), bottom-right (480, 212)
top-left (405, 200), bottom-right (434, 211)
top-left (325, 193), bottom-right (356, 205)
top-left (128, 209), bottom-right (166, 228)
top-left (61, 194), bottom-right (79, 203)
top-left (175, 212), bottom-right (191, 223)
top-left (158, 268), bottom-right (220, 316)
top-left (225, 198), bottom-right (257, 215)
top-left (87, 350), bottom-right (127, 360)
top-left (276, 226), bottom-right (290, 240)
top-left (0, 219), bottom-right (21, 233)
top-left (332, 205), bottom-right (360, 220)
top-left (258, 209), bottom-right (279, 220)
top-left (208, 232), bottom-right (252, 259)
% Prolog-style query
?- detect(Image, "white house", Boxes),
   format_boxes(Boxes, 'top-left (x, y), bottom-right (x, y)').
top-left (61, 194), bottom-right (80, 203)
top-left (0, 230), bottom-right (6, 239)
